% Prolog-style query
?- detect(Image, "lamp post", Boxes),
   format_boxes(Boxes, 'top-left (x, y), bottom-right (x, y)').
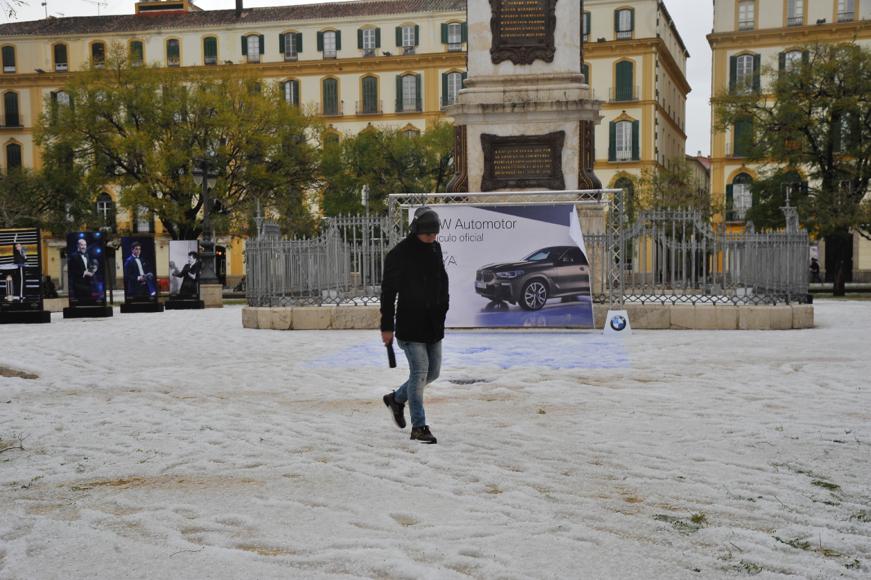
top-left (192, 158), bottom-right (219, 286)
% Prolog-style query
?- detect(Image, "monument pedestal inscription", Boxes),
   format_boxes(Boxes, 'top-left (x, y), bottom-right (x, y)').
top-left (446, 0), bottom-right (601, 193)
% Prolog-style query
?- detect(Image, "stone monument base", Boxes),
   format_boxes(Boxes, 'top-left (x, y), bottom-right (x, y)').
top-left (200, 284), bottom-right (223, 308)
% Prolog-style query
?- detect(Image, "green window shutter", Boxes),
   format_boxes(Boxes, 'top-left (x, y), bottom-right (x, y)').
top-left (259, 35), bottom-right (265, 54)
top-left (358, 29), bottom-right (363, 50)
top-left (279, 33), bottom-right (285, 54)
top-left (614, 10), bottom-right (620, 32)
top-left (778, 52), bottom-right (785, 71)
top-left (582, 63), bottom-right (590, 82)
top-left (608, 122), bottom-right (617, 161)
top-left (241, 36), bottom-right (247, 56)
top-left (297, 33), bottom-right (303, 53)
top-left (396, 75), bottom-right (403, 112)
top-left (375, 28), bottom-right (381, 48)
top-left (396, 26), bottom-right (402, 47)
top-left (414, 25), bottom-right (420, 45)
top-left (801, 50), bottom-right (809, 64)
top-left (729, 55), bottom-right (737, 94)
top-left (461, 71), bottom-right (467, 86)
top-left (441, 72), bottom-right (448, 106)
top-left (317, 31), bottom-right (324, 52)
top-left (631, 120), bottom-right (640, 160)
top-left (335, 31), bottom-right (342, 51)
top-left (616, 61), bottom-right (633, 100)
top-left (630, 9), bottom-right (635, 31)
top-left (734, 119), bottom-right (751, 156)
top-left (461, 22), bottom-right (468, 42)
top-left (204, 37), bottom-right (217, 60)
top-left (2, 46), bottom-right (14, 68)
top-left (726, 184), bottom-right (734, 212)
top-left (752, 54), bottom-right (761, 91)
top-left (415, 73), bottom-right (421, 110)
top-left (292, 80), bottom-right (299, 106)
top-left (441, 23), bottom-right (448, 43)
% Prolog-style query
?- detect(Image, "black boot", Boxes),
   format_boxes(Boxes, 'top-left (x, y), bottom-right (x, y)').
top-left (410, 425), bottom-right (437, 444)
top-left (383, 392), bottom-right (406, 429)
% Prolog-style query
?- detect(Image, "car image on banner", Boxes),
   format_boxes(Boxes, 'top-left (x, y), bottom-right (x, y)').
top-left (418, 203), bottom-right (594, 329)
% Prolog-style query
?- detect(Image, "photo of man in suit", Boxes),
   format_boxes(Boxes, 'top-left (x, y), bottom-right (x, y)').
top-left (68, 237), bottom-right (96, 303)
top-left (170, 251), bottom-right (201, 298)
top-left (124, 241), bottom-right (157, 301)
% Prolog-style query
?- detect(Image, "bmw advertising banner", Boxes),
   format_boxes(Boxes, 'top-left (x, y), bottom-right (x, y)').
top-left (422, 204), bottom-right (594, 329)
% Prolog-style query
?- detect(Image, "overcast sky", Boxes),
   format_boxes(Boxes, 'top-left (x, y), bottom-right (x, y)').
top-left (8, 0), bottom-right (714, 156)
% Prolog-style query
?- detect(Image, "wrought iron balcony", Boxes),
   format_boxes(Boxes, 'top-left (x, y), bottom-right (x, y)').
top-left (609, 86), bottom-right (639, 102)
top-left (356, 100), bottom-right (382, 115)
top-left (320, 100), bottom-right (344, 117)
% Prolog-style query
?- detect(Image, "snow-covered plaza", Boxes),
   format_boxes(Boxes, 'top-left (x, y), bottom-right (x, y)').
top-left (1, 300), bottom-right (869, 579)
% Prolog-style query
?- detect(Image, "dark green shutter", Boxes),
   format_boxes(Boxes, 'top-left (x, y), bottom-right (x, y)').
top-left (461, 72), bottom-right (467, 86)
top-left (614, 10), bottom-right (620, 33)
top-left (396, 26), bottom-right (402, 47)
top-left (729, 56), bottom-right (737, 94)
top-left (616, 61), bottom-right (633, 100)
top-left (375, 28), bottom-right (381, 48)
top-left (631, 120), bottom-right (640, 160)
top-left (801, 50), bottom-right (809, 64)
top-left (241, 36), bottom-right (248, 55)
top-left (584, 12), bottom-right (590, 35)
top-left (441, 23), bottom-right (448, 43)
top-left (608, 122), bottom-right (616, 161)
top-left (752, 54), bottom-right (761, 91)
top-left (734, 119), bottom-right (751, 156)
top-left (204, 37), bottom-right (216, 61)
top-left (441, 72), bottom-right (448, 106)
top-left (296, 33), bottom-right (303, 53)
top-left (396, 75), bottom-right (403, 112)
top-left (358, 29), bottom-right (363, 49)
top-left (726, 184), bottom-right (734, 214)
top-left (2, 46), bottom-right (14, 69)
top-left (629, 9), bottom-right (635, 31)
top-left (259, 35), bottom-right (265, 54)
top-left (4, 92), bottom-right (18, 126)
top-left (335, 31), bottom-right (342, 50)
top-left (778, 52), bottom-right (785, 71)
top-left (414, 25), bottom-right (419, 45)
top-left (279, 33), bottom-right (285, 54)
top-left (461, 22), bottom-right (468, 42)
top-left (292, 80), bottom-right (299, 106)
top-left (582, 63), bottom-right (590, 82)
top-left (415, 73), bottom-right (421, 110)
top-left (317, 31), bottom-right (324, 52)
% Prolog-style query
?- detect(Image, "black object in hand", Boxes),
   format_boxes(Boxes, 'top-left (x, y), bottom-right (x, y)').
top-left (386, 342), bottom-right (397, 368)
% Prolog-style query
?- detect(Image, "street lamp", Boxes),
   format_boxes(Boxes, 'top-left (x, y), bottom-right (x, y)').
top-left (192, 158), bottom-right (219, 286)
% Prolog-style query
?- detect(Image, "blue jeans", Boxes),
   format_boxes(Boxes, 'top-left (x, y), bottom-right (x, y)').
top-left (393, 340), bottom-right (442, 428)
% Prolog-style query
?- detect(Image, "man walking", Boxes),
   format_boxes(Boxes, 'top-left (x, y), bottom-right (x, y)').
top-left (381, 207), bottom-right (449, 444)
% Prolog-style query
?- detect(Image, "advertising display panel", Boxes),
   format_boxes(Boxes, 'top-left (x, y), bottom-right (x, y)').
top-left (121, 236), bottom-right (159, 303)
top-left (66, 231), bottom-right (107, 307)
top-left (168, 240), bottom-right (200, 298)
top-left (0, 228), bottom-right (46, 322)
top-left (426, 204), bottom-right (594, 328)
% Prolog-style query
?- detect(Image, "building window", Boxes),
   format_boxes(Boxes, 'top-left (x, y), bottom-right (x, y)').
top-left (324, 131), bottom-right (340, 146)
top-left (609, 119), bottom-right (638, 162)
top-left (787, 0), bottom-right (804, 26)
top-left (738, 0), bottom-right (755, 30)
top-left (838, 0), bottom-right (855, 22)
top-left (583, 12), bottom-right (591, 42)
top-left (359, 27), bottom-right (379, 56)
top-left (442, 71), bottom-right (464, 107)
top-left (96, 193), bottom-right (116, 230)
top-left (615, 121), bottom-right (633, 161)
top-left (781, 50), bottom-right (803, 72)
top-left (1, 46), bottom-right (14, 73)
top-left (582, 63), bottom-right (590, 83)
top-left (319, 30), bottom-right (339, 59)
top-left (731, 53), bottom-right (758, 94)
top-left (361, 76), bottom-right (379, 114)
top-left (133, 206), bottom-right (154, 233)
top-left (203, 37), bottom-right (217, 65)
top-left (443, 22), bottom-right (466, 51)
top-left (280, 32), bottom-right (301, 61)
top-left (129, 41), bottom-right (144, 66)
top-left (615, 9), bottom-right (634, 39)
top-left (403, 127), bottom-right (420, 139)
top-left (166, 39), bottom-right (180, 67)
top-left (3, 92), bottom-right (19, 127)
top-left (50, 90), bottom-right (71, 125)
top-left (614, 61), bottom-right (635, 101)
top-left (54, 44), bottom-right (68, 72)
top-left (5, 143), bottom-right (21, 171)
top-left (282, 79), bottom-right (299, 106)
top-left (322, 78), bottom-right (339, 116)
top-left (244, 35), bottom-right (262, 63)
top-left (91, 42), bottom-right (105, 67)
top-left (396, 73), bottom-right (420, 112)
top-left (402, 25), bottom-right (417, 54)
top-left (733, 118), bottom-right (753, 157)
top-left (728, 173), bottom-right (753, 220)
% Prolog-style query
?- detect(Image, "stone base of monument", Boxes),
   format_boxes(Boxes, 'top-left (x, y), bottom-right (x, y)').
top-left (165, 298), bottom-right (205, 310)
top-left (63, 305), bottom-right (114, 319)
top-left (200, 284), bottom-right (223, 308)
top-left (120, 302), bottom-right (164, 314)
top-left (0, 310), bottom-right (52, 324)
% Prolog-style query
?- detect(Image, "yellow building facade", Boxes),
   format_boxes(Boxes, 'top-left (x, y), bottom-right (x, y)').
top-left (0, 0), bottom-right (689, 289)
top-left (709, 0), bottom-right (871, 279)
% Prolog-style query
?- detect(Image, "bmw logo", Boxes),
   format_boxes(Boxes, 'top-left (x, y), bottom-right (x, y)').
top-left (610, 314), bottom-right (627, 331)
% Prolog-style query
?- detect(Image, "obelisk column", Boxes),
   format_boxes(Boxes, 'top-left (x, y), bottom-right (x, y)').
top-left (446, 0), bottom-right (601, 192)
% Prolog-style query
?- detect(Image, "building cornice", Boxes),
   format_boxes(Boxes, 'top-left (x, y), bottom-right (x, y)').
top-left (708, 20), bottom-right (871, 50)
top-left (585, 37), bottom-right (690, 95)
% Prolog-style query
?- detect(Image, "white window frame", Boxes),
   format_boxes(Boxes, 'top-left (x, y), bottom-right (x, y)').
top-left (615, 120), bottom-right (632, 161)
top-left (402, 25), bottom-right (415, 48)
top-left (738, 1), bottom-right (755, 30)
top-left (401, 75), bottom-right (417, 112)
top-left (96, 194), bottom-right (114, 225)
top-left (787, 0), bottom-right (804, 25)
top-left (446, 72), bottom-right (462, 106)
top-left (838, 0), bottom-right (855, 21)
top-left (283, 81), bottom-right (297, 105)
top-left (447, 23), bottom-right (462, 45)
top-left (135, 206), bottom-right (152, 233)
top-left (362, 28), bottom-right (376, 51)
top-left (616, 9), bottom-right (632, 39)
top-left (323, 31), bottom-right (337, 59)
top-left (284, 33), bottom-right (297, 60)
top-left (736, 54), bottom-right (754, 93)
top-left (56, 91), bottom-right (71, 107)
top-left (784, 50), bottom-right (802, 72)
top-left (246, 35), bottom-right (260, 63)
top-left (733, 180), bottom-right (752, 218)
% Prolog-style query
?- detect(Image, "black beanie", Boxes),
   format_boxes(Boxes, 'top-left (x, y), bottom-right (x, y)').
top-left (414, 209), bottom-right (440, 234)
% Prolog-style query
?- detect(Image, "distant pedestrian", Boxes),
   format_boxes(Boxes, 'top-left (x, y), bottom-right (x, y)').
top-left (380, 207), bottom-right (449, 444)
top-left (809, 257), bottom-right (821, 283)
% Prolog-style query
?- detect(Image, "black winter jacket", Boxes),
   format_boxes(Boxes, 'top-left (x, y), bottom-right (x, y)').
top-left (380, 234), bottom-right (449, 343)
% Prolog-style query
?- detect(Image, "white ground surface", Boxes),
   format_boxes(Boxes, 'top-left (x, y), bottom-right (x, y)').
top-left (1, 301), bottom-right (869, 579)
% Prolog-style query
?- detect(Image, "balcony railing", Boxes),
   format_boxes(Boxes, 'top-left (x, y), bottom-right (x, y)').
top-left (787, 16), bottom-right (804, 26)
top-left (362, 48), bottom-right (376, 58)
top-left (356, 100), bottom-right (382, 115)
top-left (323, 50), bottom-right (337, 59)
top-left (321, 100), bottom-right (344, 117)
top-left (447, 42), bottom-right (463, 52)
top-left (738, 19), bottom-right (755, 30)
top-left (3, 65), bottom-right (15, 73)
top-left (395, 100), bottom-right (422, 113)
top-left (402, 46), bottom-right (416, 56)
top-left (838, 11), bottom-right (855, 22)
top-left (616, 30), bottom-right (632, 40)
top-left (283, 53), bottom-right (298, 62)
top-left (4, 116), bottom-right (20, 128)
top-left (204, 56), bottom-right (217, 65)
top-left (610, 86), bottom-right (639, 102)
top-left (440, 96), bottom-right (459, 109)
top-left (55, 63), bottom-right (68, 72)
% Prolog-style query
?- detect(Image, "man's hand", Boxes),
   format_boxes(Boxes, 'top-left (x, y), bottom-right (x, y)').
top-left (381, 331), bottom-right (394, 346)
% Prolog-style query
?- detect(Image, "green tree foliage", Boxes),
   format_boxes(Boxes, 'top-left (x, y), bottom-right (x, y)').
top-left (635, 158), bottom-right (710, 216)
top-left (35, 45), bottom-right (320, 239)
top-left (320, 122), bottom-right (454, 216)
top-left (0, 169), bottom-right (45, 228)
